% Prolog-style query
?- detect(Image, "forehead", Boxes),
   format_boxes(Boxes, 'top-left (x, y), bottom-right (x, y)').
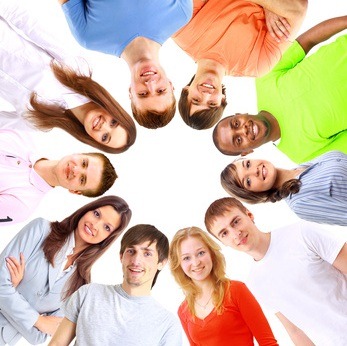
top-left (132, 92), bottom-right (174, 113)
top-left (126, 240), bottom-right (158, 252)
top-left (180, 236), bottom-right (205, 253)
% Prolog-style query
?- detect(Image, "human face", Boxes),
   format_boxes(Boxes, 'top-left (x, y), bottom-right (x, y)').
top-left (83, 106), bottom-right (128, 149)
top-left (55, 154), bottom-right (103, 194)
top-left (120, 240), bottom-right (165, 294)
top-left (179, 237), bottom-right (213, 283)
top-left (186, 76), bottom-right (225, 115)
top-left (215, 114), bottom-right (271, 155)
top-left (234, 159), bottom-right (277, 192)
top-left (129, 63), bottom-right (174, 113)
top-left (209, 208), bottom-right (258, 252)
top-left (75, 205), bottom-right (121, 248)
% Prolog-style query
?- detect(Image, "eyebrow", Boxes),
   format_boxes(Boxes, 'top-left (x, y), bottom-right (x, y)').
top-left (180, 246), bottom-right (205, 257)
top-left (217, 217), bottom-right (237, 238)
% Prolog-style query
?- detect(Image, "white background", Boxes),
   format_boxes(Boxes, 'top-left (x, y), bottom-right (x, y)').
top-left (1, 1), bottom-right (347, 345)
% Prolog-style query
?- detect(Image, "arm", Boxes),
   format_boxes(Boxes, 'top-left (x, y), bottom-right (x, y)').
top-left (177, 304), bottom-right (198, 346)
top-left (297, 16), bottom-right (347, 54)
top-left (332, 243), bottom-right (347, 274)
top-left (48, 317), bottom-right (76, 346)
top-left (235, 282), bottom-right (278, 346)
top-left (276, 312), bottom-right (315, 345)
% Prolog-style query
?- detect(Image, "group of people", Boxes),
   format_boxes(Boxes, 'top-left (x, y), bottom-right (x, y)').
top-left (1, 0), bottom-right (347, 345)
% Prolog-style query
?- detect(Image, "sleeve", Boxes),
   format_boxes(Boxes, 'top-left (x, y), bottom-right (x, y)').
top-left (159, 314), bottom-right (183, 346)
top-left (300, 221), bottom-right (346, 264)
top-left (63, 284), bottom-right (90, 324)
top-left (177, 303), bottom-right (198, 346)
top-left (233, 281), bottom-right (279, 346)
top-left (0, 218), bottom-right (50, 332)
top-left (0, 194), bottom-right (32, 226)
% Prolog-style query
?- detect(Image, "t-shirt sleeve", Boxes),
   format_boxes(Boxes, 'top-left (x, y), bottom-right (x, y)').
top-left (159, 313), bottom-right (183, 346)
top-left (63, 283), bottom-right (90, 324)
top-left (300, 221), bottom-right (346, 264)
top-left (232, 281), bottom-right (279, 346)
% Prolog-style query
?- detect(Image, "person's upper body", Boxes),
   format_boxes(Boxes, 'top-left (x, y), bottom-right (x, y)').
top-left (0, 129), bottom-right (116, 226)
top-left (212, 16), bottom-right (347, 163)
top-left (205, 197), bottom-right (347, 346)
top-left (61, 0), bottom-right (192, 57)
top-left (49, 224), bottom-right (182, 346)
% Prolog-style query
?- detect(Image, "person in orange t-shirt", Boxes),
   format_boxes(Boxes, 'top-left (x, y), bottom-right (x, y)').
top-left (173, 0), bottom-right (307, 130)
top-left (169, 226), bottom-right (278, 346)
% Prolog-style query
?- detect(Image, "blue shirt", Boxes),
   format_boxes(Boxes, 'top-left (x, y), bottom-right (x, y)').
top-left (62, 0), bottom-right (193, 56)
top-left (285, 151), bottom-right (347, 226)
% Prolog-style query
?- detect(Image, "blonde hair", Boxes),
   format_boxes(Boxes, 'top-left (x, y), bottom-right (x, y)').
top-left (169, 226), bottom-right (229, 316)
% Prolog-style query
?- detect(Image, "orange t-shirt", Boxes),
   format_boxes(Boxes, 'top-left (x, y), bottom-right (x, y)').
top-left (178, 281), bottom-right (278, 346)
top-left (172, 0), bottom-right (289, 77)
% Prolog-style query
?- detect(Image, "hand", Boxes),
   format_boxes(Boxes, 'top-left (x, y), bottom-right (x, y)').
top-left (34, 315), bottom-right (64, 336)
top-left (264, 9), bottom-right (291, 42)
top-left (6, 253), bottom-right (25, 288)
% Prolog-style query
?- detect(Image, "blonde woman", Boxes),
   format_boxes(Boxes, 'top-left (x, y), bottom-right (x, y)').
top-left (169, 226), bottom-right (278, 346)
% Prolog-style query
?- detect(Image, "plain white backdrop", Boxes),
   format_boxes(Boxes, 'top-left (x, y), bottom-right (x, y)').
top-left (1, 0), bottom-right (346, 344)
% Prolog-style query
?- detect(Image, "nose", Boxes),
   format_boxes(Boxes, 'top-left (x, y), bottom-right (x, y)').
top-left (145, 80), bottom-right (156, 94)
top-left (131, 252), bottom-right (142, 265)
top-left (192, 256), bottom-right (201, 266)
top-left (232, 228), bottom-right (242, 239)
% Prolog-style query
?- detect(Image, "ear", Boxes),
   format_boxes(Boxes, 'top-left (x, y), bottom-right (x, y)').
top-left (69, 190), bottom-right (82, 195)
top-left (245, 209), bottom-right (255, 222)
top-left (169, 80), bottom-right (175, 91)
top-left (157, 259), bottom-right (168, 271)
top-left (241, 149), bottom-right (253, 156)
top-left (128, 86), bottom-right (132, 100)
top-left (221, 94), bottom-right (226, 100)
top-left (120, 253), bottom-right (123, 261)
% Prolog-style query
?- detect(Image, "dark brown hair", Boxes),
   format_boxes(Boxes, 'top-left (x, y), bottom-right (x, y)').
top-left (43, 195), bottom-right (131, 299)
top-left (120, 224), bottom-right (169, 288)
top-left (178, 75), bottom-right (227, 130)
top-left (131, 96), bottom-right (176, 129)
top-left (221, 162), bottom-right (301, 204)
top-left (26, 62), bottom-right (136, 153)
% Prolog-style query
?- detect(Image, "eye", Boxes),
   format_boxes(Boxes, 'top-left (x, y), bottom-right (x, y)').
top-left (182, 256), bottom-right (190, 261)
top-left (82, 159), bottom-right (87, 168)
top-left (80, 176), bottom-right (86, 185)
top-left (197, 250), bottom-right (205, 257)
top-left (93, 210), bottom-right (100, 218)
top-left (246, 177), bottom-right (251, 187)
top-left (233, 120), bottom-right (239, 128)
top-left (110, 119), bottom-right (117, 127)
top-left (126, 249), bottom-right (134, 255)
top-left (104, 224), bottom-right (111, 232)
top-left (144, 251), bottom-right (152, 257)
top-left (246, 160), bottom-right (250, 168)
top-left (236, 136), bottom-right (242, 145)
top-left (209, 102), bottom-right (217, 107)
top-left (221, 230), bottom-right (228, 238)
top-left (232, 218), bottom-right (240, 227)
top-left (138, 91), bottom-right (148, 96)
top-left (157, 88), bottom-right (166, 94)
top-left (102, 133), bottom-right (108, 142)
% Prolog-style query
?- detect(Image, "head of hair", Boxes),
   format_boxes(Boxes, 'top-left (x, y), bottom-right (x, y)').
top-left (43, 195), bottom-right (132, 299)
top-left (80, 152), bottom-right (117, 197)
top-left (178, 75), bottom-right (227, 130)
top-left (204, 197), bottom-right (248, 235)
top-left (120, 224), bottom-right (169, 288)
top-left (169, 226), bottom-right (229, 316)
top-left (26, 61), bottom-right (136, 153)
top-left (130, 95), bottom-right (176, 129)
top-left (221, 162), bottom-right (301, 204)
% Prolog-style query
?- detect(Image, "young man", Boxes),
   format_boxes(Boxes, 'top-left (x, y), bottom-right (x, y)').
top-left (213, 16), bottom-right (347, 163)
top-left (48, 224), bottom-right (182, 346)
top-left (204, 197), bottom-right (347, 345)
top-left (0, 129), bottom-right (116, 226)
top-left (173, 0), bottom-right (307, 129)
top-left (59, 0), bottom-right (193, 129)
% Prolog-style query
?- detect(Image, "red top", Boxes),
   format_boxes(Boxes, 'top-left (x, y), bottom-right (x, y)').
top-left (178, 280), bottom-right (278, 346)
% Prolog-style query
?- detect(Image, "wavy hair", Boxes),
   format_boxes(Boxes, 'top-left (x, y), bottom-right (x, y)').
top-left (26, 62), bottom-right (136, 153)
top-left (42, 195), bottom-right (132, 299)
top-left (221, 162), bottom-right (301, 204)
top-left (169, 227), bottom-right (229, 316)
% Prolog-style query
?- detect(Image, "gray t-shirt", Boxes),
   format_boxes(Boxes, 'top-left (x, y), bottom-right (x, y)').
top-left (63, 283), bottom-right (182, 346)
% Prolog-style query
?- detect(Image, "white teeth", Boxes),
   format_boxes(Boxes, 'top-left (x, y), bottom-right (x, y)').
top-left (85, 225), bottom-right (93, 236)
top-left (93, 116), bottom-right (100, 129)
top-left (142, 71), bottom-right (155, 76)
top-left (201, 83), bottom-right (214, 89)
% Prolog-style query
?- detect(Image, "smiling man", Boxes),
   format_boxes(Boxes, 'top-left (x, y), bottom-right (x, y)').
top-left (0, 129), bottom-right (116, 226)
top-left (173, 0), bottom-right (307, 129)
top-left (59, 0), bottom-right (193, 129)
top-left (205, 197), bottom-right (347, 346)
top-left (213, 16), bottom-right (347, 163)
top-left (49, 224), bottom-right (182, 346)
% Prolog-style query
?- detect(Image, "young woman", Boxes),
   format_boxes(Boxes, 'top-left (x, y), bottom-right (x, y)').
top-left (0, 3), bottom-right (136, 153)
top-left (0, 195), bottom-right (131, 345)
top-left (169, 226), bottom-right (278, 346)
top-left (221, 151), bottom-right (347, 226)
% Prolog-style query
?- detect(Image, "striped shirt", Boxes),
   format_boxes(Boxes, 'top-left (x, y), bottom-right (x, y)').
top-left (285, 151), bottom-right (347, 226)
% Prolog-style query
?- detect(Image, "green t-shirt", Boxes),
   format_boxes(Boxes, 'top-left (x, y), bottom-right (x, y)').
top-left (256, 35), bottom-right (347, 164)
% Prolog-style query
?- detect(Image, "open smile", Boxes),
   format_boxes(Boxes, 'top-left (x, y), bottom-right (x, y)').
top-left (92, 115), bottom-right (102, 130)
top-left (84, 224), bottom-right (94, 237)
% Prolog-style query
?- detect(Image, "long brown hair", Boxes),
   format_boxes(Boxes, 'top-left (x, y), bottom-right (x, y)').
top-left (42, 195), bottom-right (131, 299)
top-left (26, 62), bottom-right (136, 153)
top-left (169, 227), bottom-right (229, 316)
top-left (221, 162), bottom-right (301, 204)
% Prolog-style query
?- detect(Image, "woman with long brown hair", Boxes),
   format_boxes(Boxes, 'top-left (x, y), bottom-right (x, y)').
top-left (0, 195), bottom-right (131, 345)
top-left (0, 3), bottom-right (136, 153)
top-left (169, 226), bottom-right (278, 346)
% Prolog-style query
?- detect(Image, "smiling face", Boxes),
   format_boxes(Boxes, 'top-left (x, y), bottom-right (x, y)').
top-left (234, 159), bottom-right (278, 192)
top-left (214, 114), bottom-right (272, 155)
top-left (83, 106), bottom-right (128, 149)
top-left (75, 205), bottom-right (121, 249)
top-left (120, 240), bottom-right (165, 295)
top-left (209, 207), bottom-right (259, 253)
top-left (179, 236), bottom-right (213, 283)
top-left (55, 154), bottom-right (104, 194)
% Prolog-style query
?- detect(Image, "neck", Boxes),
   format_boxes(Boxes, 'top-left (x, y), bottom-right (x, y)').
top-left (70, 101), bottom-right (95, 125)
top-left (249, 232), bottom-right (271, 261)
top-left (274, 167), bottom-right (301, 188)
top-left (259, 110), bottom-right (281, 141)
top-left (34, 159), bottom-right (59, 187)
top-left (121, 281), bottom-right (152, 297)
top-left (193, 277), bottom-right (214, 297)
top-left (121, 37), bottom-right (161, 67)
top-left (195, 58), bottom-right (226, 81)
